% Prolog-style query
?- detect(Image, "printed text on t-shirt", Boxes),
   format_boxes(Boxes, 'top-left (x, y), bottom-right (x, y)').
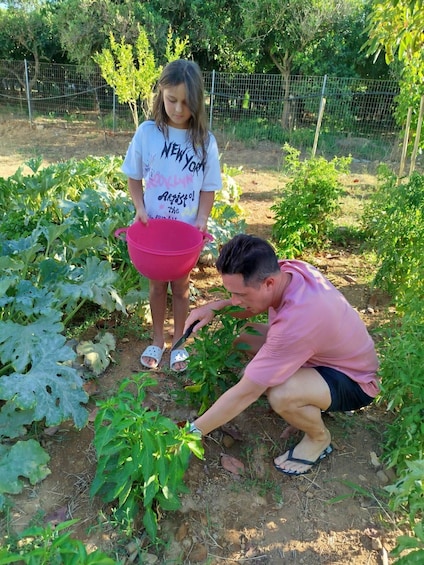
top-left (161, 141), bottom-right (206, 173)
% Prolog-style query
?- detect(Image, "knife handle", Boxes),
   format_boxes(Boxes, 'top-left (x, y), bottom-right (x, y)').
top-left (184, 319), bottom-right (199, 338)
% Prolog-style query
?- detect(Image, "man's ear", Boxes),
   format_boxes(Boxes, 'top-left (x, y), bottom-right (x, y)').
top-left (265, 276), bottom-right (275, 289)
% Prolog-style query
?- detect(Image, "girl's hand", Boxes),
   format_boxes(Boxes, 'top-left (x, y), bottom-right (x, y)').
top-left (134, 207), bottom-right (149, 224)
top-left (194, 215), bottom-right (208, 232)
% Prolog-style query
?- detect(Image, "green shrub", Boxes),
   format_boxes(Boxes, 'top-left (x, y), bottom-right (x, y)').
top-left (377, 299), bottom-right (424, 473)
top-left (386, 460), bottom-right (424, 564)
top-left (271, 144), bottom-right (351, 257)
top-left (362, 168), bottom-right (424, 301)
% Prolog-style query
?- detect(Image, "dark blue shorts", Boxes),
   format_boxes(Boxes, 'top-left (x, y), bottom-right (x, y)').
top-left (315, 366), bottom-right (375, 412)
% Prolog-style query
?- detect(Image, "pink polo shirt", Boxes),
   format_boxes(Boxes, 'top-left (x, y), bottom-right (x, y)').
top-left (245, 260), bottom-right (380, 397)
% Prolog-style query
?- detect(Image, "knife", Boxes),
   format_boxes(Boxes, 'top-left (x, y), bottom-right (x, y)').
top-left (171, 320), bottom-right (199, 351)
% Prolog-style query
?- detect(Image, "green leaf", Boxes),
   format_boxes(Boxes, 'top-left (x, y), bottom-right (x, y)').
top-left (156, 490), bottom-right (181, 511)
top-left (0, 334), bottom-right (88, 428)
top-left (76, 332), bottom-right (116, 375)
top-left (0, 312), bottom-right (67, 373)
top-left (57, 257), bottom-right (126, 313)
top-left (143, 475), bottom-right (159, 507)
top-left (142, 507), bottom-right (158, 541)
top-left (0, 439), bottom-right (50, 504)
top-left (0, 401), bottom-right (35, 440)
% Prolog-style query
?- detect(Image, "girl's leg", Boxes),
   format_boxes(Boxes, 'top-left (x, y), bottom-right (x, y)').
top-left (170, 273), bottom-right (191, 371)
top-left (141, 279), bottom-right (168, 368)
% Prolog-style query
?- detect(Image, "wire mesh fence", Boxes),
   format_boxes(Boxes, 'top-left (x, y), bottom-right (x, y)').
top-left (0, 59), bottom-right (402, 161)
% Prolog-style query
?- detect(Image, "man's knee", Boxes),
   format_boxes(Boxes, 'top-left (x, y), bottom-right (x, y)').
top-left (267, 380), bottom-right (296, 412)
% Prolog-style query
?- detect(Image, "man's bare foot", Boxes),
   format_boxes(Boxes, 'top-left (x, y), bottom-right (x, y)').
top-left (274, 433), bottom-right (332, 475)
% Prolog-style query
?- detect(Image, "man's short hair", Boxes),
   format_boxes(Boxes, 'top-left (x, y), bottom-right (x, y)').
top-left (216, 234), bottom-right (280, 286)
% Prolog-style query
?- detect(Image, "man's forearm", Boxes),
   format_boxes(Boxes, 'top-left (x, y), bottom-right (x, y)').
top-left (193, 379), bottom-right (265, 436)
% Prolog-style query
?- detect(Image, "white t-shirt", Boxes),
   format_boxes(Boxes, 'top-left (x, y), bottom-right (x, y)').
top-left (122, 121), bottom-right (222, 225)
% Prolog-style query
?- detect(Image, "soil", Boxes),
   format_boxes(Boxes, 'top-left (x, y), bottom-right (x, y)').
top-left (0, 117), bottom-right (402, 564)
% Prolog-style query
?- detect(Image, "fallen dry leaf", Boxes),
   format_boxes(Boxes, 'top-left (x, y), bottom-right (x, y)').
top-left (188, 543), bottom-right (208, 562)
top-left (175, 522), bottom-right (189, 542)
top-left (88, 407), bottom-right (99, 422)
top-left (83, 380), bottom-right (99, 396)
top-left (44, 505), bottom-right (69, 526)
top-left (220, 454), bottom-right (245, 475)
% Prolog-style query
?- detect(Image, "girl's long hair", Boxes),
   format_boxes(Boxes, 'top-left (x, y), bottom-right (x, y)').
top-left (152, 59), bottom-right (209, 159)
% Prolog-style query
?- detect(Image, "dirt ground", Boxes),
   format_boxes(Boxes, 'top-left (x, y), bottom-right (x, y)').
top-left (0, 117), bottom-right (402, 564)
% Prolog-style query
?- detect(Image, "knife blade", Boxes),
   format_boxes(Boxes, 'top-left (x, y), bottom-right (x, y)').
top-left (171, 320), bottom-right (199, 351)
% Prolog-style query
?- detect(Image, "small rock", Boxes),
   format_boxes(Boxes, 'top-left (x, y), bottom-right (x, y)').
top-left (222, 435), bottom-right (234, 448)
top-left (142, 554), bottom-right (158, 565)
top-left (370, 451), bottom-right (381, 468)
top-left (126, 541), bottom-right (138, 554)
top-left (376, 470), bottom-right (389, 484)
top-left (384, 467), bottom-right (397, 482)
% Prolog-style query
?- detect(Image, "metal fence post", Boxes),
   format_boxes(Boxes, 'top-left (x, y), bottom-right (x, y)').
top-left (24, 59), bottom-right (32, 126)
top-left (209, 69), bottom-right (215, 130)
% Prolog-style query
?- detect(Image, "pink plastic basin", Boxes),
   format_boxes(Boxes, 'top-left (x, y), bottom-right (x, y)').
top-left (115, 219), bottom-right (212, 281)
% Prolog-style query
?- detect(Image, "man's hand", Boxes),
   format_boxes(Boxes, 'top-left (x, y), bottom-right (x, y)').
top-left (184, 299), bottom-right (232, 334)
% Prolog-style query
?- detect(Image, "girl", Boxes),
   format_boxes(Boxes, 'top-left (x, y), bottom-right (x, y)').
top-left (122, 59), bottom-right (222, 372)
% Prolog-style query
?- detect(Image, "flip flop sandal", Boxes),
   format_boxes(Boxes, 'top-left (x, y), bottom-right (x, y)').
top-left (274, 444), bottom-right (333, 476)
top-left (140, 345), bottom-right (166, 369)
top-left (170, 348), bottom-right (189, 373)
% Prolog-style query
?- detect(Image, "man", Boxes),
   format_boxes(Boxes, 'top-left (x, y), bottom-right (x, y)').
top-left (185, 234), bottom-right (379, 476)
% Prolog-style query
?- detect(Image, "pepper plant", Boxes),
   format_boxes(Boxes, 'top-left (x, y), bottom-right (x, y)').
top-left (90, 373), bottom-right (203, 541)
top-left (179, 307), bottom-right (254, 414)
top-left (0, 519), bottom-right (118, 564)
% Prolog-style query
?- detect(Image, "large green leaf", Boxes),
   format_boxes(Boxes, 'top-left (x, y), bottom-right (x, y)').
top-left (57, 257), bottom-right (126, 313)
top-left (0, 440), bottom-right (50, 502)
top-left (0, 363), bottom-right (88, 428)
top-left (0, 312), bottom-right (65, 372)
top-left (0, 315), bottom-right (88, 428)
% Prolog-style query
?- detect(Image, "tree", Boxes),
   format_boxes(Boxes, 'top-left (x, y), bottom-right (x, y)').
top-left (293, 0), bottom-right (390, 79)
top-left (93, 26), bottom-right (189, 128)
top-left (238, 0), bottom-right (361, 127)
top-left (364, 0), bottom-right (424, 149)
top-left (140, 0), bottom-right (252, 72)
top-left (0, 1), bottom-right (59, 94)
top-left (0, 0), bottom-right (63, 60)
